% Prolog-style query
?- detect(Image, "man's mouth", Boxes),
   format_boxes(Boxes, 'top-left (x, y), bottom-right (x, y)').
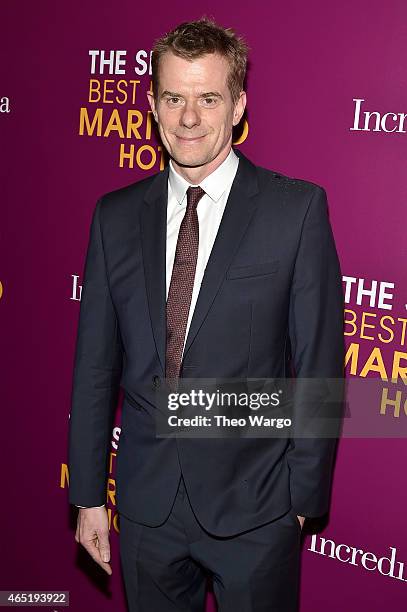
top-left (176, 135), bottom-right (206, 143)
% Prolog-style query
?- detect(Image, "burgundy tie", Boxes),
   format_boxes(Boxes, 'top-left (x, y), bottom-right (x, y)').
top-left (165, 185), bottom-right (206, 382)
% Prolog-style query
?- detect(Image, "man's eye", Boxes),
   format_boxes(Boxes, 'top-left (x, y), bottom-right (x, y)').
top-left (202, 98), bottom-right (216, 105)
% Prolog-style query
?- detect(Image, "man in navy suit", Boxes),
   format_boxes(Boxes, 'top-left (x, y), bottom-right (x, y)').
top-left (68, 17), bottom-right (344, 611)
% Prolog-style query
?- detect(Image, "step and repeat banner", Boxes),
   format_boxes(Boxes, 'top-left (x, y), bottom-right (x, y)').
top-left (2, 1), bottom-right (406, 610)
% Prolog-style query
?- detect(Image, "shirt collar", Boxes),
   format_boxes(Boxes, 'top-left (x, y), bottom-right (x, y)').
top-left (168, 147), bottom-right (239, 205)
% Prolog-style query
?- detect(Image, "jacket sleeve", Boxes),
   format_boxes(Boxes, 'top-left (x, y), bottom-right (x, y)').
top-left (286, 185), bottom-right (345, 518)
top-left (68, 197), bottom-right (123, 507)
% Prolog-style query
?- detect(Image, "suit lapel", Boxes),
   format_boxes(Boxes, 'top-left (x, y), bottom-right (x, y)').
top-left (140, 166), bottom-right (169, 375)
top-left (182, 149), bottom-right (259, 361)
top-left (139, 149), bottom-right (260, 374)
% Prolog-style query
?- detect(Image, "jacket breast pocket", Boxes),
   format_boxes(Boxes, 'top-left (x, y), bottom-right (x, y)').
top-left (226, 260), bottom-right (279, 280)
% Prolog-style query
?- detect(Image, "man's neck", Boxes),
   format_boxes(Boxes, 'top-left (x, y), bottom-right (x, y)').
top-left (170, 143), bottom-right (232, 185)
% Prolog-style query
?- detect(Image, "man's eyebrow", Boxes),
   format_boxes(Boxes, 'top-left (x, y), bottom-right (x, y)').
top-left (160, 90), bottom-right (181, 98)
top-left (200, 91), bottom-right (223, 98)
top-left (160, 90), bottom-right (223, 99)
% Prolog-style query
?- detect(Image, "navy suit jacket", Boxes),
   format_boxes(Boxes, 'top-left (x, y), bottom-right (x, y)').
top-left (68, 147), bottom-right (345, 536)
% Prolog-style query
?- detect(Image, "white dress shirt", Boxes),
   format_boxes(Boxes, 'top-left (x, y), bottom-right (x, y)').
top-left (76, 147), bottom-right (239, 509)
top-left (166, 146), bottom-right (239, 353)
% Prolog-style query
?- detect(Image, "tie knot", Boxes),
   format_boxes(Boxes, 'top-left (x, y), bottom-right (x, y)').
top-left (186, 185), bottom-right (206, 209)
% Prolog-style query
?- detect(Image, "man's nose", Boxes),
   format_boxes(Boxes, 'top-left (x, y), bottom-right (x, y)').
top-left (179, 101), bottom-right (201, 128)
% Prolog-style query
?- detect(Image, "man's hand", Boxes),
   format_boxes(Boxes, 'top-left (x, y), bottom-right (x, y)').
top-left (75, 506), bottom-right (112, 575)
top-left (297, 515), bottom-right (305, 529)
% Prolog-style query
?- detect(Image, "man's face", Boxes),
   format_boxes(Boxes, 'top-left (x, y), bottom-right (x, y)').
top-left (147, 51), bottom-right (246, 170)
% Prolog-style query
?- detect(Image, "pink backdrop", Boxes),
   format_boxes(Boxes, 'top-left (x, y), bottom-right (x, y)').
top-left (2, 1), bottom-right (407, 610)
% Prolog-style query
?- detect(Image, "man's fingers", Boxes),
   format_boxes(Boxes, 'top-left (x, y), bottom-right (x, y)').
top-left (83, 538), bottom-right (112, 575)
top-left (97, 531), bottom-right (111, 563)
top-left (296, 515), bottom-right (305, 529)
top-left (76, 508), bottom-right (112, 575)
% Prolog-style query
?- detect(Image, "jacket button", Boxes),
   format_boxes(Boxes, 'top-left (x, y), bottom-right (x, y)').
top-left (152, 375), bottom-right (161, 388)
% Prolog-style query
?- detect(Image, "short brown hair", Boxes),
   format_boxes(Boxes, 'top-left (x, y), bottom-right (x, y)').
top-left (151, 17), bottom-right (249, 106)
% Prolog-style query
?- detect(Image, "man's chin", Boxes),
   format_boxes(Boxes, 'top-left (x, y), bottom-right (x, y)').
top-left (170, 154), bottom-right (209, 169)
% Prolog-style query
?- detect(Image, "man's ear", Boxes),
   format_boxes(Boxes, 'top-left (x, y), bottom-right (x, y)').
top-left (146, 91), bottom-right (158, 121)
top-left (232, 91), bottom-right (247, 126)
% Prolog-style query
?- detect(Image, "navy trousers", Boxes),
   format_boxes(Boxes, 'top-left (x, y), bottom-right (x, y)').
top-left (119, 476), bottom-right (301, 611)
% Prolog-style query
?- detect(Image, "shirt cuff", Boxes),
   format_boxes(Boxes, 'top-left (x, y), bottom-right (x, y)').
top-left (75, 504), bottom-right (105, 508)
